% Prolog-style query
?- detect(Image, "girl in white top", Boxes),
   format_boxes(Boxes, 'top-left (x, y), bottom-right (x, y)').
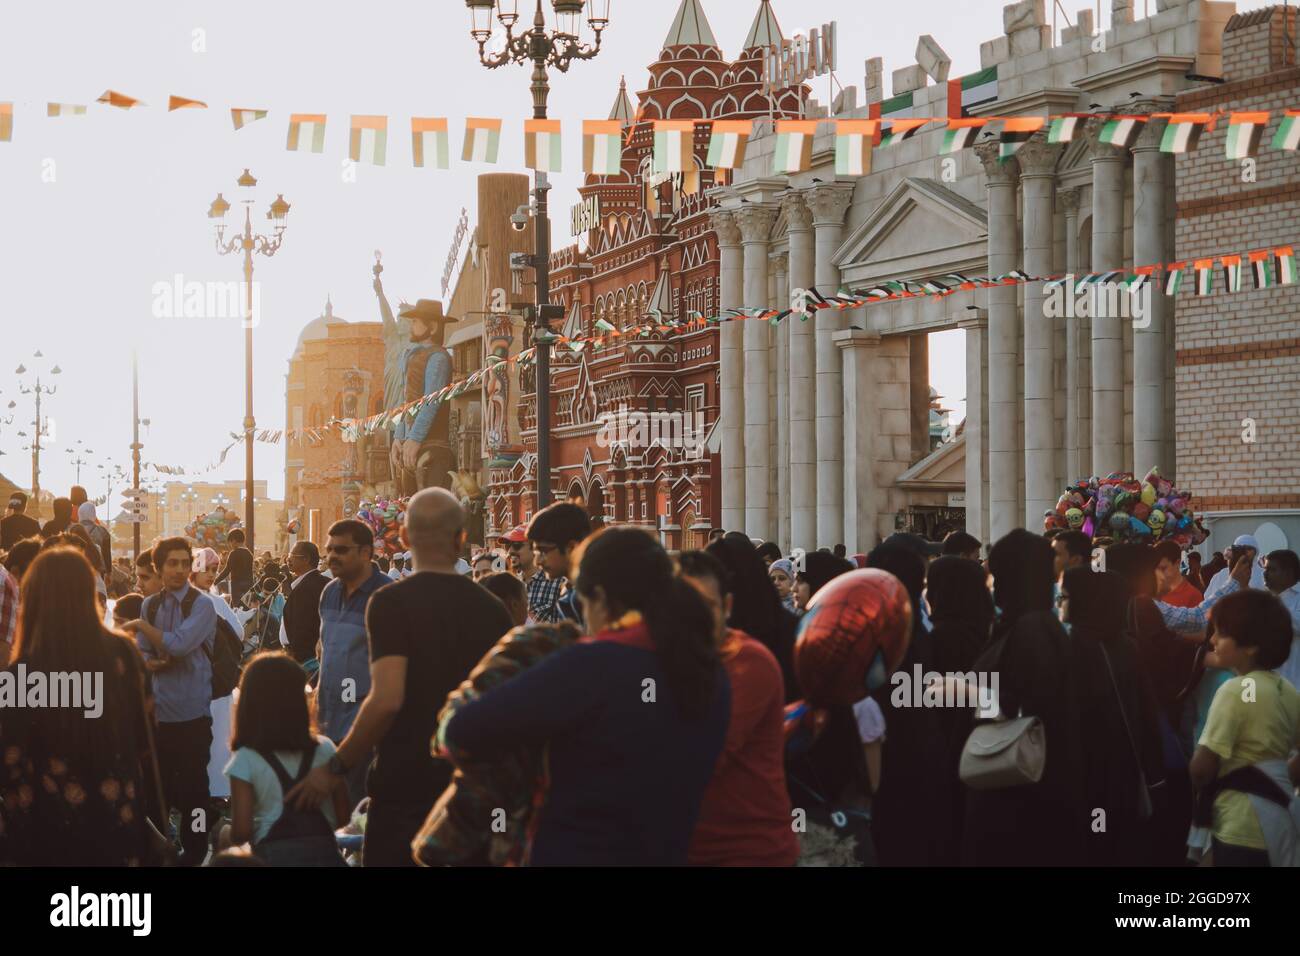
top-left (222, 652), bottom-right (349, 865)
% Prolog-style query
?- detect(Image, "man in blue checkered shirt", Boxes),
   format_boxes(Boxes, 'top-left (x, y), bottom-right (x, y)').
top-left (1155, 549), bottom-right (1253, 635)
top-left (524, 503), bottom-right (592, 625)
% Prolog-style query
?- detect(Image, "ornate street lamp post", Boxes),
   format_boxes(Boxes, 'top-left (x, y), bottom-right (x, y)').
top-left (465, 0), bottom-right (610, 508)
top-left (209, 170), bottom-right (290, 552)
top-left (16, 351), bottom-right (60, 520)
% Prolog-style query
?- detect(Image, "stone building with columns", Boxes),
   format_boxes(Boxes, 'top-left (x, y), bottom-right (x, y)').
top-left (715, 0), bottom-right (1248, 555)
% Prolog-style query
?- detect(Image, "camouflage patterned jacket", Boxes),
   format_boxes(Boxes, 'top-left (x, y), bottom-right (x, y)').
top-left (412, 620), bottom-right (581, 867)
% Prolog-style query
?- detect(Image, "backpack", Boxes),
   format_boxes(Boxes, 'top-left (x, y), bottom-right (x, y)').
top-left (254, 743), bottom-right (340, 853)
top-left (144, 589), bottom-right (242, 699)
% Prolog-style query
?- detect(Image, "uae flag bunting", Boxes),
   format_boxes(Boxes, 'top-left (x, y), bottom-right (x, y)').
top-left (1276, 246), bottom-right (1298, 285)
top-left (1047, 115), bottom-right (1082, 144)
top-left (411, 117), bottom-right (449, 169)
top-left (1193, 258), bottom-right (1214, 296)
top-left (594, 317), bottom-right (616, 334)
top-left (47, 103), bottom-right (86, 117)
top-left (879, 118), bottom-right (927, 148)
top-left (1098, 115), bottom-right (1144, 150)
top-left (349, 115), bottom-right (387, 166)
top-left (834, 120), bottom-right (877, 175)
top-left (1225, 112), bottom-right (1268, 159)
top-left (706, 119), bottom-right (752, 169)
top-left (231, 108), bottom-right (267, 130)
top-left (652, 120), bottom-right (695, 174)
top-left (287, 113), bottom-right (327, 153)
top-left (1221, 254), bottom-right (1243, 293)
top-left (0, 103), bottom-right (11, 143)
top-left (96, 90), bottom-right (142, 109)
top-left (1271, 110), bottom-right (1300, 151)
top-left (1159, 113), bottom-right (1211, 153)
top-left (999, 117), bottom-right (1044, 159)
top-left (773, 120), bottom-right (818, 174)
top-left (946, 66), bottom-right (998, 118)
top-left (524, 119), bottom-right (562, 172)
top-left (1164, 262), bottom-right (1186, 295)
top-left (941, 118), bottom-right (985, 153)
top-left (1247, 250), bottom-right (1273, 289)
top-left (583, 119), bottom-right (622, 174)
top-left (939, 273), bottom-right (979, 291)
top-left (463, 117), bottom-right (502, 164)
top-left (168, 95), bottom-right (206, 111)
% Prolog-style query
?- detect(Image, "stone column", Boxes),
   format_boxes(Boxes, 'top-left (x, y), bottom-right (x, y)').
top-left (711, 209), bottom-right (745, 533)
top-left (807, 183), bottom-right (856, 549)
top-left (773, 252), bottom-right (790, 550)
top-left (783, 193), bottom-right (817, 552)
top-left (1059, 187), bottom-right (1081, 483)
top-left (1088, 118), bottom-right (1126, 475)
top-left (1018, 135), bottom-right (1064, 527)
top-left (836, 329), bottom-right (880, 555)
top-left (738, 204), bottom-right (778, 541)
top-left (975, 142), bottom-right (1021, 541)
top-left (959, 313), bottom-right (989, 549)
top-left (1132, 108), bottom-right (1170, 478)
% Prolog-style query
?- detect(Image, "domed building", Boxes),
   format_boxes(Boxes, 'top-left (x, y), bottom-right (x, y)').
top-left (283, 297), bottom-right (388, 549)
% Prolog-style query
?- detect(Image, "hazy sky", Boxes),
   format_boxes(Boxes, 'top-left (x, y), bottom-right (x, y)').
top-left (0, 0), bottom-right (1271, 512)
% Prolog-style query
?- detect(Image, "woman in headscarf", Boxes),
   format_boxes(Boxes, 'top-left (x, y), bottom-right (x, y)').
top-left (962, 529), bottom-right (1088, 867)
top-left (792, 552), bottom-right (854, 613)
top-left (1059, 568), bottom-right (1166, 866)
top-left (708, 533), bottom-right (802, 702)
top-left (768, 558), bottom-right (797, 613)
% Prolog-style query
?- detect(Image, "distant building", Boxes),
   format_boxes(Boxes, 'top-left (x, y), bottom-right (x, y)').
top-left (283, 299), bottom-right (388, 548)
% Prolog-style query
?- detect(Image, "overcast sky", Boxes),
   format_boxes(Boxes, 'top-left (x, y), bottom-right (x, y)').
top-left (0, 0), bottom-right (1271, 511)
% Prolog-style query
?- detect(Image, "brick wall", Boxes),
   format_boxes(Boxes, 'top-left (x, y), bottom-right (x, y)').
top-left (1174, 6), bottom-right (1300, 518)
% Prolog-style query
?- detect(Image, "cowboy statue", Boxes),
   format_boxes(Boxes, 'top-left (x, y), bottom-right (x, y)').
top-left (390, 298), bottom-right (458, 496)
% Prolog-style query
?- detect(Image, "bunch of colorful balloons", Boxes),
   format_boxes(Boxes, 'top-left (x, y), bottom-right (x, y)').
top-left (357, 497), bottom-right (407, 556)
top-left (1043, 468), bottom-right (1209, 547)
top-left (185, 507), bottom-right (243, 548)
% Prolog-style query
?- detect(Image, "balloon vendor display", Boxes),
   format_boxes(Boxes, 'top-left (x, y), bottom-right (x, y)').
top-left (1043, 468), bottom-right (1208, 547)
top-left (184, 507), bottom-right (243, 548)
top-left (357, 497), bottom-right (408, 556)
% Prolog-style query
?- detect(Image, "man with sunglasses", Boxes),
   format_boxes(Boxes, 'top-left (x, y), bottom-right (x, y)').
top-left (316, 519), bottom-right (390, 807)
top-left (502, 524), bottom-right (550, 625)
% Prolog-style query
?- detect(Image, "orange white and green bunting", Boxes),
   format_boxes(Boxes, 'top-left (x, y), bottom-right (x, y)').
top-left (411, 117), bottom-right (449, 169)
top-left (1097, 115), bottom-right (1144, 149)
top-left (879, 118), bottom-right (927, 148)
top-left (1277, 246), bottom-right (1298, 285)
top-left (652, 119), bottom-right (695, 174)
top-left (999, 116), bottom-right (1044, 159)
top-left (1225, 112), bottom-right (1268, 159)
top-left (46, 103), bottom-right (86, 117)
top-left (773, 120), bottom-right (818, 174)
top-left (583, 119), bottom-right (623, 174)
top-left (1272, 110), bottom-right (1300, 151)
top-left (349, 115), bottom-right (387, 166)
top-left (1047, 115), bottom-right (1082, 143)
top-left (835, 120), bottom-right (876, 175)
top-left (1221, 254), bottom-right (1243, 293)
top-left (462, 117), bottom-right (502, 164)
top-left (706, 119), bottom-right (751, 169)
top-left (524, 119), bottom-right (562, 172)
top-left (941, 118), bottom-right (985, 153)
top-left (97, 90), bottom-right (143, 109)
top-left (168, 95), bottom-right (206, 111)
top-left (231, 108), bottom-right (267, 130)
top-left (1160, 113), bottom-right (1211, 153)
top-left (286, 113), bottom-right (326, 153)
top-left (0, 103), bottom-right (11, 143)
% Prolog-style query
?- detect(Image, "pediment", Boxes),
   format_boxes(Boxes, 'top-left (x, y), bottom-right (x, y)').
top-left (896, 433), bottom-right (965, 490)
top-left (835, 178), bottom-right (988, 284)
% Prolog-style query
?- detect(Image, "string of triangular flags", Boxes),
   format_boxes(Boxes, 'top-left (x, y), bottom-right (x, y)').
top-left (147, 240), bottom-right (1296, 475)
top-left (2, 93), bottom-right (1298, 172)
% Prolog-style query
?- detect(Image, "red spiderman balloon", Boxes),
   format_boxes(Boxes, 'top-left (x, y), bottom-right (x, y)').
top-left (794, 568), bottom-right (914, 707)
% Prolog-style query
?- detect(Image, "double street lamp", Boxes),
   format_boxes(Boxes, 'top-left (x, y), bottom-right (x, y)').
top-left (15, 351), bottom-right (60, 520)
top-left (465, 0), bottom-right (610, 509)
top-left (208, 169), bottom-right (290, 553)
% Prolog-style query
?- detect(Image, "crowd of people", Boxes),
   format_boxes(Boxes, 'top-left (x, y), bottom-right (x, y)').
top-left (0, 482), bottom-right (1298, 867)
